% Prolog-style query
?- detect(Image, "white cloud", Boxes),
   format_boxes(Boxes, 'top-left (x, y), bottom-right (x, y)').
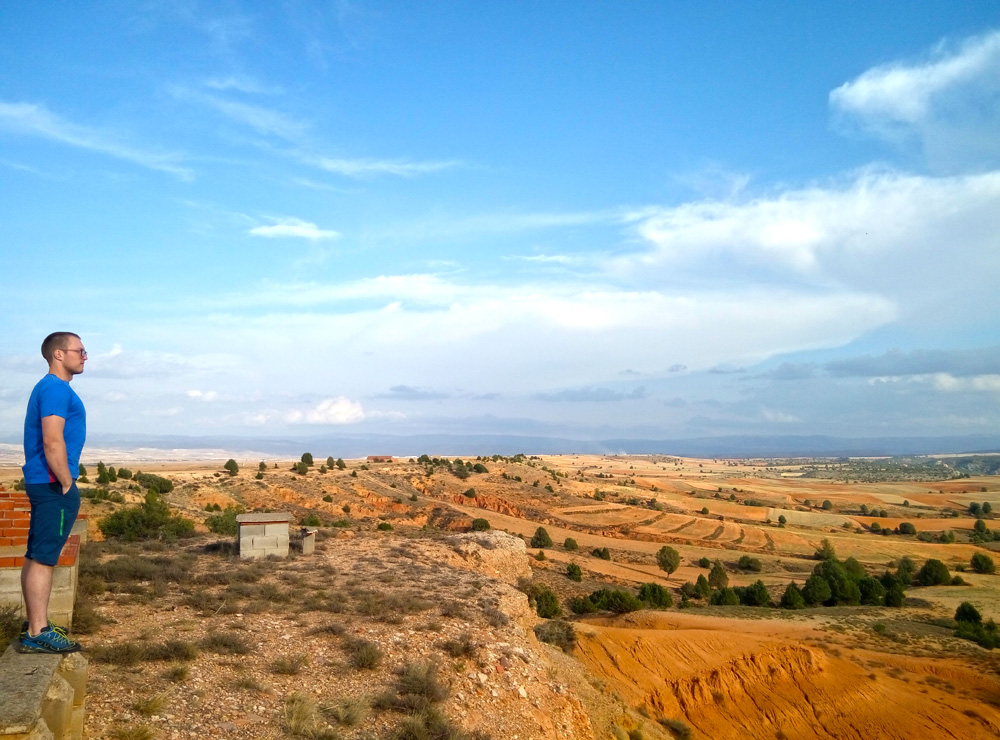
top-left (249, 218), bottom-right (340, 240)
top-left (0, 101), bottom-right (193, 179)
top-left (829, 29), bottom-right (1000, 167)
top-left (830, 30), bottom-right (1000, 124)
top-left (285, 397), bottom-right (365, 425)
top-left (932, 374), bottom-right (1000, 393)
top-left (204, 76), bottom-right (281, 94)
top-left (187, 390), bottom-right (219, 401)
top-left (314, 156), bottom-right (459, 177)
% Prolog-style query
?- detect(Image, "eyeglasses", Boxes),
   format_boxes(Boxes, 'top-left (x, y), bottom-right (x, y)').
top-left (63, 348), bottom-right (88, 359)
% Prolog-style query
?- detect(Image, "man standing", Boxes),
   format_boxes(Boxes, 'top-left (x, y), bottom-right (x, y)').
top-left (17, 332), bottom-right (86, 653)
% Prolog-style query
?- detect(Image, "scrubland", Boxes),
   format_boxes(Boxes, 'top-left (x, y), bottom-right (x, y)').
top-left (3, 451), bottom-right (1000, 739)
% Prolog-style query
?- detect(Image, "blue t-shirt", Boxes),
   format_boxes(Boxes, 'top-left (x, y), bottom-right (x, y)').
top-left (22, 374), bottom-right (87, 484)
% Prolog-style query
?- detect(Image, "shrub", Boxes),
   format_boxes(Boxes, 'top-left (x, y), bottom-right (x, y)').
top-left (916, 559), bottom-right (950, 586)
top-left (98, 492), bottom-right (194, 542)
top-left (698, 557), bottom-right (711, 568)
top-left (567, 563), bottom-right (583, 582)
top-left (858, 577), bottom-right (886, 606)
top-left (659, 717), bottom-right (692, 740)
top-left (224, 459), bottom-right (239, 476)
top-left (587, 588), bottom-right (643, 614)
top-left (301, 453), bottom-right (314, 466)
top-left (322, 494), bottom-right (333, 502)
top-left (971, 552), bottom-right (996, 574)
top-left (656, 546), bottom-right (681, 575)
top-left (694, 574), bottom-right (711, 599)
top-left (592, 547), bottom-right (611, 560)
top-left (377, 522), bottom-right (393, 531)
top-left (801, 574), bottom-right (832, 606)
top-left (737, 555), bottom-right (762, 572)
top-left (709, 587), bottom-right (740, 606)
top-left (821, 500), bottom-right (833, 510)
top-left (955, 619), bottom-right (1000, 650)
top-left (205, 505), bottom-right (245, 536)
top-left (701, 507), bottom-right (709, 515)
top-left (896, 556), bottom-right (916, 584)
top-left (638, 582), bottom-right (673, 608)
top-left (780, 583), bottom-right (805, 609)
top-left (956, 601), bottom-right (983, 624)
top-left (301, 513), bottom-right (322, 527)
top-left (534, 620), bottom-right (577, 653)
top-left (708, 561), bottom-right (729, 589)
top-left (462, 487), bottom-right (477, 498)
top-left (344, 638), bottom-right (383, 669)
top-left (200, 632), bottom-right (252, 655)
top-left (295, 462), bottom-right (308, 475)
top-left (899, 522), bottom-right (916, 535)
top-left (740, 580), bottom-right (772, 607)
top-left (815, 539), bottom-right (837, 561)
top-left (564, 537), bottom-right (578, 551)
top-left (531, 527), bottom-right (553, 548)
top-left (778, 514), bottom-right (787, 525)
top-left (470, 518), bottom-right (490, 532)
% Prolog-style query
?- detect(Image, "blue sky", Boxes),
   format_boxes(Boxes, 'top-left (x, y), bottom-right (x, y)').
top-left (1, 1), bottom-right (999, 443)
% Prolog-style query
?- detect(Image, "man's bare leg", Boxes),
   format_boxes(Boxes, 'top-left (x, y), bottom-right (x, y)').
top-left (21, 558), bottom-right (53, 635)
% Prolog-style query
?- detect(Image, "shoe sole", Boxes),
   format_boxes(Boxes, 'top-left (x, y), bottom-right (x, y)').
top-left (15, 639), bottom-right (81, 654)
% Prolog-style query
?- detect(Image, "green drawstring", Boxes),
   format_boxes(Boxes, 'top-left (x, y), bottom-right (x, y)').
top-left (60, 509), bottom-right (64, 537)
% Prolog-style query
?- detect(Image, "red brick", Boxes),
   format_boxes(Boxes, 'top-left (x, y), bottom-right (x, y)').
top-left (0, 537), bottom-right (13, 547)
top-left (0, 501), bottom-right (14, 510)
top-left (0, 556), bottom-right (24, 567)
top-left (4, 528), bottom-right (29, 540)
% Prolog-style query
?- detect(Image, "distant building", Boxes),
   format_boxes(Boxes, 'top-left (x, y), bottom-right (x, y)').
top-left (367, 455), bottom-right (394, 463)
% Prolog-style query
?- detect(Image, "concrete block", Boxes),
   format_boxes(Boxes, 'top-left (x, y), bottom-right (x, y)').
top-left (68, 702), bottom-right (85, 740)
top-left (302, 533), bottom-right (316, 555)
top-left (239, 524), bottom-right (266, 537)
top-left (251, 536), bottom-right (279, 550)
top-left (263, 523), bottom-right (289, 537)
top-left (57, 653), bottom-right (88, 707)
top-left (40, 676), bottom-right (73, 740)
top-left (69, 518), bottom-right (88, 544)
top-left (0, 646), bottom-right (62, 735)
top-left (1, 717), bottom-right (54, 740)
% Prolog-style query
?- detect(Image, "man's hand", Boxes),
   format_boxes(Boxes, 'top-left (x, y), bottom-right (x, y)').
top-left (41, 414), bottom-right (73, 494)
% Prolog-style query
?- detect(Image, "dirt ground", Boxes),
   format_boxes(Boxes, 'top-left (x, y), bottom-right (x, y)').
top-left (2, 452), bottom-right (1000, 739)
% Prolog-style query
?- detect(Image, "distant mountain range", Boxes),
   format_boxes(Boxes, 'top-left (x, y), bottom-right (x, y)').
top-left (8, 432), bottom-right (995, 460)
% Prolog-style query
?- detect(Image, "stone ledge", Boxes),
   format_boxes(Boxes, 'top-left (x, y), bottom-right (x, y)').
top-left (0, 647), bottom-right (87, 740)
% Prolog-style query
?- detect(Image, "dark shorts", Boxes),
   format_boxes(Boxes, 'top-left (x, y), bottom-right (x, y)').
top-left (25, 481), bottom-right (81, 567)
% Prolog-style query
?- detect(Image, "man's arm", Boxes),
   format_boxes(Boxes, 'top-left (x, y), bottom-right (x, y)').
top-left (41, 415), bottom-right (73, 494)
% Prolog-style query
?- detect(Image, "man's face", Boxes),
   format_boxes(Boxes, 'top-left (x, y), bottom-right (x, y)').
top-left (55, 338), bottom-right (87, 375)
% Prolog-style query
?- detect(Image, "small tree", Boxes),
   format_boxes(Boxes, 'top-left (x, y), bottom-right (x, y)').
top-left (741, 580), bottom-right (772, 607)
top-left (815, 538), bottom-right (837, 561)
top-left (656, 546), bottom-right (681, 575)
top-left (326, 456), bottom-right (335, 468)
top-left (708, 561), bottom-right (729, 589)
top-left (916, 559), bottom-right (950, 586)
top-left (301, 452), bottom-right (314, 466)
top-left (258, 461), bottom-right (267, 472)
top-left (336, 458), bottom-right (347, 470)
top-left (984, 502), bottom-right (993, 514)
top-left (295, 461), bottom-right (309, 475)
top-left (971, 552), bottom-right (996, 574)
top-left (898, 522), bottom-right (916, 535)
top-left (778, 514), bottom-right (787, 526)
top-left (563, 537), bottom-right (578, 551)
top-left (224, 459), bottom-right (239, 476)
top-left (566, 563), bottom-right (583, 582)
top-left (471, 518), bottom-right (490, 532)
top-left (821, 500), bottom-right (833, 510)
top-left (780, 583), bottom-right (805, 609)
top-left (955, 601), bottom-right (982, 624)
top-left (637, 582), bottom-right (672, 608)
top-left (531, 527), bottom-right (553, 548)
top-left (801, 574), bottom-right (832, 606)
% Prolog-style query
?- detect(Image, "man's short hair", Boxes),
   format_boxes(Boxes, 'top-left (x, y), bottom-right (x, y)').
top-left (41, 332), bottom-right (81, 363)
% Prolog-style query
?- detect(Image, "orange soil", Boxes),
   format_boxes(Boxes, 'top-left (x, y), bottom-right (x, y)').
top-left (575, 611), bottom-right (1000, 740)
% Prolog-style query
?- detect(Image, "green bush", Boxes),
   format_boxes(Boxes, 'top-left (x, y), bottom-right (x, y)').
top-left (637, 582), bottom-right (673, 608)
top-left (224, 459), bottom-right (239, 476)
top-left (471, 518), bottom-right (490, 531)
top-left (916, 558), bottom-right (950, 586)
top-left (971, 552), bottom-right (996, 574)
top-left (708, 561), bottom-right (728, 589)
top-left (698, 557), bottom-right (711, 568)
top-left (566, 563), bottom-right (583, 582)
top-left (377, 522), bottom-right (393, 531)
top-left (737, 555), bottom-right (762, 572)
top-left (801, 574), bottom-right (832, 606)
top-left (205, 505), bottom-right (245, 536)
top-left (780, 583), bottom-right (805, 609)
top-left (955, 619), bottom-right (1000, 649)
top-left (530, 527), bottom-right (553, 548)
top-left (592, 547), bottom-right (611, 560)
top-left (709, 587), bottom-right (740, 606)
top-left (564, 537), bottom-right (578, 551)
top-left (522, 584), bottom-right (561, 618)
top-left (301, 453), bottom-right (314, 466)
top-left (301, 513), bottom-right (322, 527)
top-left (134, 473), bottom-right (174, 493)
top-left (586, 588), bottom-right (643, 614)
top-left (898, 522), bottom-right (916, 535)
top-left (858, 576), bottom-right (886, 606)
top-left (956, 601), bottom-right (982, 624)
top-left (98, 492), bottom-right (194, 542)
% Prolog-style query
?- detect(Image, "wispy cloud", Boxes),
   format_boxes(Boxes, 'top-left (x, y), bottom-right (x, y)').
top-left (314, 156), bottom-right (460, 177)
top-left (376, 385), bottom-right (450, 401)
top-left (0, 101), bottom-right (192, 179)
top-left (204, 75), bottom-right (282, 94)
top-left (249, 218), bottom-right (340, 240)
top-left (534, 387), bottom-right (648, 403)
top-left (174, 88), bottom-right (309, 140)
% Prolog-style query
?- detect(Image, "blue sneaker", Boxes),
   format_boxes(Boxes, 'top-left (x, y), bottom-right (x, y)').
top-left (16, 626), bottom-right (81, 654)
top-left (20, 621), bottom-right (69, 640)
